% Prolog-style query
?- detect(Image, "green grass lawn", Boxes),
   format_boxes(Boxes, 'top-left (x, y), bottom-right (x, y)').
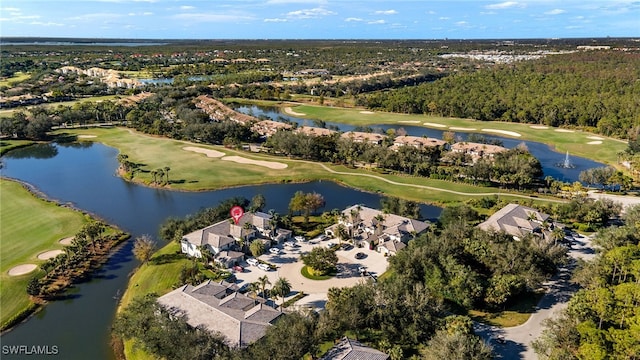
top-left (468, 291), bottom-right (545, 327)
top-left (0, 140), bottom-right (36, 155)
top-left (0, 72), bottom-right (31, 87)
top-left (0, 179), bottom-right (88, 327)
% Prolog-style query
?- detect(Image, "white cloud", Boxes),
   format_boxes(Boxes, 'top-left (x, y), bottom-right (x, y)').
top-left (427, 10), bottom-right (436, 15)
top-left (0, 7), bottom-right (20, 12)
top-left (143, 12), bottom-right (153, 16)
top-left (485, 1), bottom-right (520, 10)
top-left (180, 6), bottom-right (195, 10)
top-left (266, 0), bottom-right (323, 3)
top-left (374, 10), bottom-right (397, 15)
top-left (456, 21), bottom-right (469, 26)
top-left (545, 9), bottom-right (566, 15)
top-left (173, 13), bottom-right (254, 22)
top-left (286, 7), bottom-right (336, 19)
top-left (439, 16), bottom-right (450, 20)
top-left (345, 17), bottom-right (363, 22)
top-left (565, 25), bottom-right (582, 29)
top-left (368, 19), bottom-right (385, 24)
top-left (29, 21), bottom-right (64, 26)
top-left (66, 13), bottom-right (124, 21)
top-left (264, 18), bottom-right (287, 22)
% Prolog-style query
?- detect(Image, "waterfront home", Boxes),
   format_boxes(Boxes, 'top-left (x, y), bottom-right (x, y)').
top-left (320, 337), bottom-right (389, 360)
top-left (478, 203), bottom-right (559, 241)
top-left (325, 205), bottom-right (429, 253)
top-left (158, 280), bottom-right (282, 348)
top-left (251, 120), bottom-right (293, 137)
top-left (295, 126), bottom-right (337, 137)
top-left (450, 141), bottom-right (507, 160)
top-left (341, 131), bottom-right (386, 145)
top-left (392, 135), bottom-right (449, 151)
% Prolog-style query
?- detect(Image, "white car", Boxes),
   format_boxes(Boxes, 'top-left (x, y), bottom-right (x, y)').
top-left (257, 263), bottom-right (271, 271)
top-left (326, 242), bottom-right (336, 248)
top-left (284, 241), bottom-right (296, 248)
top-left (269, 247), bottom-right (281, 255)
top-left (246, 258), bottom-right (259, 266)
top-left (295, 236), bottom-right (306, 242)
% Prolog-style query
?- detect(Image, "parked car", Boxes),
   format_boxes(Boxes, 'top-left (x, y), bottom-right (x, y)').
top-left (284, 241), bottom-right (296, 248)
top-left (257, 263), bottom-right (270, 271)
top-left (246, 258), bottom-right (259, 266)
top-left (318, 234), bottom-right (329, 241)
top-left (326, 242), bottom-right (336, 248)
top-left (358, 266), bottom-right (367, 275)
top-left (295, 235), bottom-right (306, 242)
top-left (354, 252), bottom-right (366, 259)
top-left (233, 265), bottom-right (244, 272)
top-left (269, 247), bottom-right (281, 255)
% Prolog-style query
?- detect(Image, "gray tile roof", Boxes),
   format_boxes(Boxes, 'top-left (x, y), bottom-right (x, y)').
top-left (320, 337), bottom-right (389, 360)
top-left (478, 203), bottom-right (551, 239)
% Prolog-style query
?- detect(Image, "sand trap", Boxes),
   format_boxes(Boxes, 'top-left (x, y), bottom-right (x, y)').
top-left (398, 120), bottom-right (420, 124)
top-left (555, 129), bottom-right (575, 133)
top-left (283, 107), bottom-right (306, 116)
top-left (359, 111), bottom-right (375, 114)
top-left (587, 136), bottom-right (604, 140)
top-left (482, 129), bottom-right (521, 137)
top-left (530, 125), bottom-right (549, 129)
top-left (37, 250), bottom-right (63, 260)
top-left (8, 264), bottom-right (38, 276)
top-left (77, 135), bottom-right (97, 138)
top-left (449, 126), bottom-right (477, 131)
top-left (183, 146), bottom-right (225, 158)
top-left (59, 236), bottom-right (75, 245)
top-left (221, 156), bottom-right (288, 169)
top-left (423, 122), bottom-right (447, 128)
top-left (587, 141), bottom-right (602, 145)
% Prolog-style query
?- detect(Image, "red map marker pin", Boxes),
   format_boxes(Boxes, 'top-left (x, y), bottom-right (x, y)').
top-left (230, 206), bottom-right (244, 225)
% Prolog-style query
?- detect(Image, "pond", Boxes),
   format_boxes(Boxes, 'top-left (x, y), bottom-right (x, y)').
top-left (234, 105), bottom-right (607, 183)
top-left (0, 142), bottom-right (441, 360)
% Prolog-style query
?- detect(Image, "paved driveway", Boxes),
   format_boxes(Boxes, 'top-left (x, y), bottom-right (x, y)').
top-left (232, 239), bottom-right (390, 310)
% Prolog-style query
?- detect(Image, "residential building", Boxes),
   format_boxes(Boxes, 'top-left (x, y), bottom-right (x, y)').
top-left (392, 135), bottom-right (448, 150)
top-left (158, 280), bottom-right (282, 348)
top-left (296, 126), bottom-right (337, 137)
top-left (320, 337), bottom-right (389, 360)
top-left (341, 131), bottom-right (386, 145)
top-left (477, 203), bottom-right (559, 241)
top-left (251, 120), bottom-right (293, 137)
top-left (450, 141), bottom-right (507, 160)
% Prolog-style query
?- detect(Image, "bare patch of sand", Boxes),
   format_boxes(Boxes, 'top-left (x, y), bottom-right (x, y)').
top-left (183, 146), bottom-right (225, 158)
top-left (78, 135), bottom-right (97, 138)
top-left (423, 122), bottom-right (447, 128)
top-left (530, 125), bottom-right (549, 129)
top-left (587, 141), bottom-right (603, 145)
top-left (37, 250), bottom-right (63, 260)
top-left (359, 111), bottom-right (375, 114)
top-left (283, 107), bottom-right (306, 116)
top-left (398, 120), bottom-right (420, 124)
top-left (221, 156), bottom-right (288, 169)
top-left (8, 264), bottom-right (37, 276)
top-left (449, 126), bottom-right (477, 131)
top-left (59, 236), bottom-right (75, 245)
top-left (555, 129), bottom-right (575, 133)
top-left (481, 129), bottom-right (521, 137)
top-left (587, 136), bottom-right (604, 140)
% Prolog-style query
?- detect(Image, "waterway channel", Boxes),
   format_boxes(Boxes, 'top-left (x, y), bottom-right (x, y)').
top-left (0, 141), bottom-right (441, 360)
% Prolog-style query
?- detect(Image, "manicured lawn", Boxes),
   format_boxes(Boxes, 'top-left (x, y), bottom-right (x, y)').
top-left (0, 179), bottom-right (88, 326)
top-left (0, 140), bottom-right (35, 155)
top-left (0, 72), bottom-right (31, 87)
top-left (301, 265), bottom-right (335, 280)
top-left (468, 291), bottom-right (544, 327)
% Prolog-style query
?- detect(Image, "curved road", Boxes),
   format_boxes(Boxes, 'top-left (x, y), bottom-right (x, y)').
top-left (475, 235), bottom-right (596, 359)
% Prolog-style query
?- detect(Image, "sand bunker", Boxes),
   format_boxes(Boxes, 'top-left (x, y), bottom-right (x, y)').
top-left (398, 120), bottom-right (420, 124)
top-left (587, 141), bottom-right (603, 145)
top-left (587, 136), bottom-right (604, 140)
top-left (283, 107), bottom-right (306, 116)
top-left (59, 236), bottom-right (75, 245)
top-left (221, 156), bottom-right (288, 169)
top-left (530, 125), bottom-right (549, 129)
top-left (482, 129), bottom-right (521, 137)
top-left (555, 129), bottom-right (575, 133)
top-left (449, 126), bottom-right (477, 131)
top-left (77, 135), bottom-right (97, 138)
top-left (423, 122), bottom-right (447, 128)
top-left (8, 264), bottom-right (38, 276)
top-left (359, 111), bottom-right (375, 114)
top-left (183, 146), bottom-right (225, 158)
top-left (37, 250), bottom-right (63, 260)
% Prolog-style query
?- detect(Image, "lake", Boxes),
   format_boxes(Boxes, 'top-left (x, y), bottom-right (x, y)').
top-left (0, 142), bottom-right (441, 360)
top-left (234, 105), bottom-right (607, 183)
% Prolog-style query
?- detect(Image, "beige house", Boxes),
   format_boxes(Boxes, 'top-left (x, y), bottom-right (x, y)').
top-left (450, 142), bottom-right (507, 160)
top-left (477, 203), bottom-right (559, 241)
top-left (251, 120), bottom-right (293, 137)
top-left (341, 131), bottom-right (386, 145)
top-left (158, 280), bottom-right (282, 348)
top-left (296, 126), bottom-right (337, 137)
top-left (392, 135), bottom-right (448, 150)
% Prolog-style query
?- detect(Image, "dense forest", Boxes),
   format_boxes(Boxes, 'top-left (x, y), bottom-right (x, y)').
top-left (362, 51), bottom-right (640, 138)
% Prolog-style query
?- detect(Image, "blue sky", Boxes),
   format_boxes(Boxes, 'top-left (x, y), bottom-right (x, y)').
top-left (1, 0), bottom-right (638, 39)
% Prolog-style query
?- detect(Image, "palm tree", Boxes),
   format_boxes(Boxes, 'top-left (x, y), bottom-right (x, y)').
top-left (271, 277), bottom-right (292, 311)
top-left (257, 275), bottom-right (271, 300)
top-left (336, 224), bottom-right (349, 246)
top-left (374, 214), bottom-right (386, 235)
top-left (163, 166), bottom-right (170, 184)
top-left (156, 168), bottom-right (165, 185)
top-left (150, 169), bottom-right (158, 184)
top-left (248, 282), bottom-right (261, 305)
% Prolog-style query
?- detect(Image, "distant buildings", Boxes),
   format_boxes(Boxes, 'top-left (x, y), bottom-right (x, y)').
top-left (56, 66), bottom-right (141, 88)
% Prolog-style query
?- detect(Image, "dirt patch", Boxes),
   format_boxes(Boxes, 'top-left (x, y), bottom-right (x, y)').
top-left (423, 122), bottom-right (447, 128)
top-left (59, 236), bottom-right (75, 245)
top-left (283, 107), bottom-right (306, 116)
top-left (183, 146), bottom-right (225, 158)
top-left (449, 126), bottom-right (477, 131)
top-left (587, 136), bottom-right (604, 140)
top-left (555, 129), bottom-right (575, 133)
top-left (8, 264), bottom-right (38, 276)
top-left (529, 125), bottom-right (549, 129)
top-left (587, 141), bottom-right (603, 145)
top-left (359, 111), bottom-right (375, 114)
top-left (37, 250), bottom-right (63, 260)
top-left (481, 129), bottom-right (521, 137)
top-left (77, 135), bottom-right (97, 138)
top-left (221, 156), bottom-right (288, 169)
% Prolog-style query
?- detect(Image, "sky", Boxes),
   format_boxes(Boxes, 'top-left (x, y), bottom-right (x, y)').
top-left (1, 0), bottom-right (638, 40)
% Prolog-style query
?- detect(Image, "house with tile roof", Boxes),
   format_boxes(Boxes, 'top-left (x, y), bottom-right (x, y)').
top-left (320, 337), bottom-right (389, 360)
top-left (392, 135), bottom-right (448, 151)
top-left (341, 131), bottom-right (386, 145)
top-left (477, 203), bottom-right (559, 241)
top-left (158, 280), bottom-right (282, 348)
top-left (450, 141), bottom-right (507, 160)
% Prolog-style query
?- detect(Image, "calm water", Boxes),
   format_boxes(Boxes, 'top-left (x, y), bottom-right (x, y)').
top-left (235, 105), bottom-right (607, 183)
top-left (0, 142), bottom-right (441, 360)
